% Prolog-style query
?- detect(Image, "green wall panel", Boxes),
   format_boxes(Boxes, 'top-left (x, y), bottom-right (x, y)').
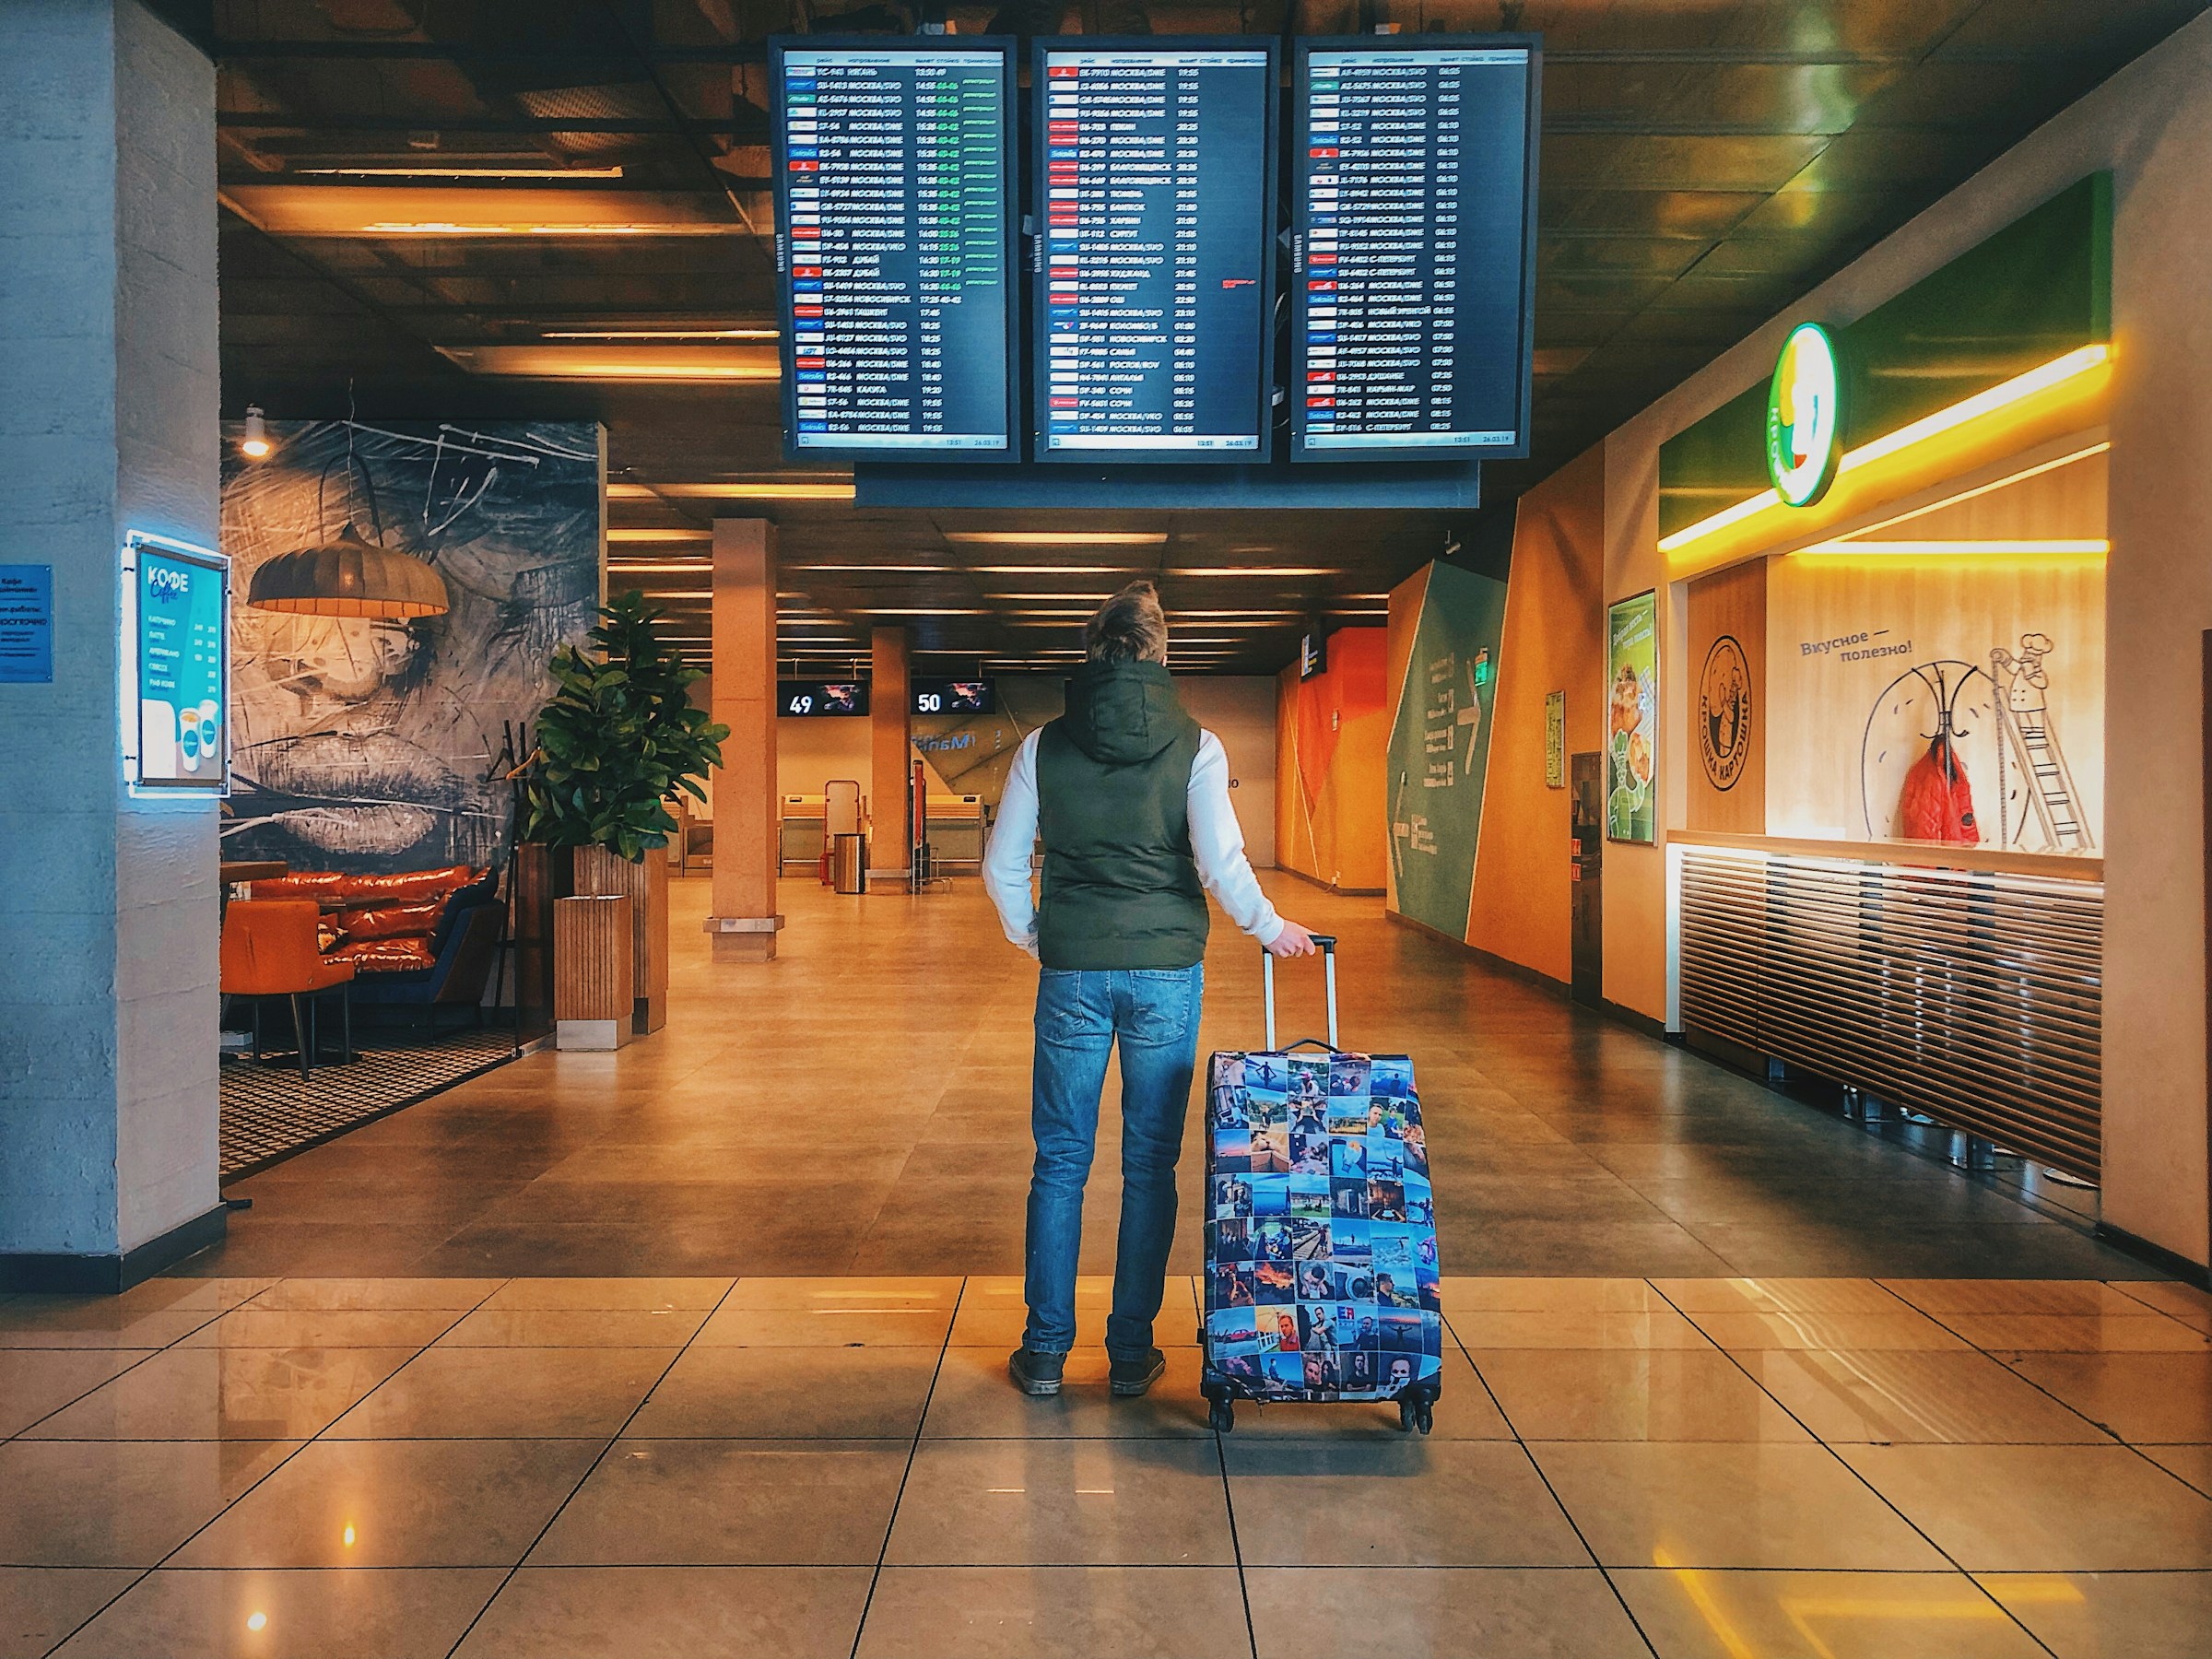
top-left (1386, 560), bottom-right (1510, 940)
top-left (1659, 173), bottom-right (2112, 537)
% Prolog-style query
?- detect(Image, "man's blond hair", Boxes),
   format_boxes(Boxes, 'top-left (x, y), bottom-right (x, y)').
top-left (1085, 579), bottom-right (1169, 665)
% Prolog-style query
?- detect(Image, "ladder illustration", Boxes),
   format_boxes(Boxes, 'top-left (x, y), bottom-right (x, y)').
top-left (1990, 634), bottom-right (2094, 852)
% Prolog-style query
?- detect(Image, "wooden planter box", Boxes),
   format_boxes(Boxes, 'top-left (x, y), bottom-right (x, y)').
top-left (573, 843), bottom-right (671, 1035)
top-left (511, 841), bottom-right (574, 1044)
top-left (554, 894), bottom-right (633, 1050)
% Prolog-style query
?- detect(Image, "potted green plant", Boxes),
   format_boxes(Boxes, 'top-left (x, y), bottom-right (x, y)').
top-left (518, 592), bottom-right (727, 1035)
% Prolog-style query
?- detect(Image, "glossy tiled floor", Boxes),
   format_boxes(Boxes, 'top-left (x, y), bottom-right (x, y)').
top-left (198, 875), bottom-right (2147, 1281)
top-left (14, 875), bottom-right (2202, 1653)
top-left (3, 1271), bottom-right (2210, 1657)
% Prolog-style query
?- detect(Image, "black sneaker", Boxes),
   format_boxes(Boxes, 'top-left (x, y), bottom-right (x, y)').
top-left (1109, 1347), bottom-right (1167, 1397)
top-left (1007, 1347), bottom-right (1065, 1396)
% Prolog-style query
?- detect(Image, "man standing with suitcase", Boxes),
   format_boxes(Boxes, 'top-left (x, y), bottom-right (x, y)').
top-left (982, 580), bottom-right (1318, 1398)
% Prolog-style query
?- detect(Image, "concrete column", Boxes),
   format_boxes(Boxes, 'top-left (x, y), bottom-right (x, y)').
top-left (0, 1), bottom-right (222, 1290)
top-left (707, 518), bottom-right (781, 961)
top-left (870, 626), bottom-right (912, 888)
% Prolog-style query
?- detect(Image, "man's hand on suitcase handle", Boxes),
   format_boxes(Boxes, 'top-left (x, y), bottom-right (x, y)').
top-left (1266, 920), bottom-right (1321, 959)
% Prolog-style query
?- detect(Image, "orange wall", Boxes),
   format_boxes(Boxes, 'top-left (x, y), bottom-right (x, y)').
top-left (1276, 626), bottom-right (1390, 890)
top-left (1465, 444), bottom-right (1608, 982)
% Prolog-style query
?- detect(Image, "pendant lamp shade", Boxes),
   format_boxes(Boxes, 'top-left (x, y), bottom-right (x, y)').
top-left (247, 523), bottom-right (449, 619)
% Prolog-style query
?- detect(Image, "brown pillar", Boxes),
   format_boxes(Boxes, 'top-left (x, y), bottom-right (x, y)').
top-left (870, 625), bottom-right (912, 889)
top-left (708, 518), bottom-right (782, 960)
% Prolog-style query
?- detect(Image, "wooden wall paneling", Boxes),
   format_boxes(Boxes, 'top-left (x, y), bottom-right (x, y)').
top-left (1685, 557), bottom-right (1769, 834)
top-left (1765, 554), bottom-right (2105, 848)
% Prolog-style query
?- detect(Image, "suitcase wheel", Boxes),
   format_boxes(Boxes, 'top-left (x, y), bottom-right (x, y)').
top-left (1208, 1396), bottom-right (1235, 1434)
top-left (1397, 1396), bottom-right (1433, 1435)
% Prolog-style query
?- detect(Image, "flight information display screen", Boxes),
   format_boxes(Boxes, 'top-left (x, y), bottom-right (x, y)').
top-left (771, 39), bottom-right (1018, 459)
top-left (778, 680), bottom-right (869, 717)
top-left (1034, 40), bottom-right (1277, 463)
top-left (912, 677), bottom-right (995, 715)
top-left (1291, 39), bottom-right (1538, 460)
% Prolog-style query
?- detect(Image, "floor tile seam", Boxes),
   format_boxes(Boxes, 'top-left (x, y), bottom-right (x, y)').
top-left (2139, 1454), bottom-right (2212, 1501)
top-left (2, 1341), bottom-right (189, 1445)
top-left (1441, 1305), bottom-right (1662, 1657)
top-left (13, 1304), bottom-right (480, 1648)
top-left (24, 1431), bottom-right (329, 1658)
top-left (1207, 1396), bottom-right (1261, 1659)
top-left (272, 1300), bottom-right (509, 1447)
top-left (844, 1277), bottom-right (967, 1659)
top-left (2104, 1279), bottom-right (2211, 1322)
top-left (1639, 1279), bottom-right (2066, 1659)
top-left (1867, 1298), bottom-right (2137, 1450)
top-left (434, 1273), bottom-right (747, 1659)
top-left (235, 1277), bottom-right (515, 1318)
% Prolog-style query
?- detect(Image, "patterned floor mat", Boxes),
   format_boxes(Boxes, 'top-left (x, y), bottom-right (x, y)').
top-left (219, 1027), bottom-right (518, 1180)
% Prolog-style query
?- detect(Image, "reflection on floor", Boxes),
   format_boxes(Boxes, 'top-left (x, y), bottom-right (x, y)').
top-left (1, 1273), bottom-right (2207, 1657)
top-left (219, 1028), bottom-right (517, 1181)
top-left (196, 875), bottom-right (2147, 1280)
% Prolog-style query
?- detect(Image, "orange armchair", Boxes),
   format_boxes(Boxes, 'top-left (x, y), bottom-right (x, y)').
top-left (220, 900), bottom-right (357, 1078)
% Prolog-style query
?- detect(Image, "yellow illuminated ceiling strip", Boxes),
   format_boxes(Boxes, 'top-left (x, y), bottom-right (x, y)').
top-left (944, 532), bottom-right (1167, 547)
top-left (1162, 566), bottom-right (1335, 578)
top-left (296, 165), bottom-right (627, 180)
top-left (1839, 344), bottom-right (2108, 473)
top-left (544, 327), bottom-right (778, 341)
top-left (1657, 344), bottom-right (2112, 554)
top-left (1656, 487), bottom-right (1783, 554)
top-left (606, 528), bottom-right (711, 543)
top-left (1795, 538), bottom-right (2110, 557)
top-left (969, 564), bottom-right (1141, 575)
top-left (607, 482), bottom-right (855, 501)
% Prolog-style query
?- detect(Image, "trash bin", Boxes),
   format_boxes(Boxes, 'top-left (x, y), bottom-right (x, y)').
top-left (831, 832), bottom-right (868, 894)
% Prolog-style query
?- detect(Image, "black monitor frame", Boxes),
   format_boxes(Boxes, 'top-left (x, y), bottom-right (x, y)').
top-left (770, 35), bottom-right (1022, 464)
top-left (1030, 35), bottom-right (1280, 466)
top-left (1288, 34), bottom-right (1542, 464)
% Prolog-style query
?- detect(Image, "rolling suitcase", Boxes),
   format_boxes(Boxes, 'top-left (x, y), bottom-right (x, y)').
top-left (1199, 935), bottom-right (1443, 1433)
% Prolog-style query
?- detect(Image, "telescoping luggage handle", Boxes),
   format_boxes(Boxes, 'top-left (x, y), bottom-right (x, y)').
top-left (1262, 935), bottom-right (1339, 1053)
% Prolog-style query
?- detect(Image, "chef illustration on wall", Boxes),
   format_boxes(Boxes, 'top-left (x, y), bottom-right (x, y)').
top-left (1859, 633), bottom-right (2094, 853)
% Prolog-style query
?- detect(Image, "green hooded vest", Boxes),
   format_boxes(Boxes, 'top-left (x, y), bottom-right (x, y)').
top-left (1034, 660), bottom-right (1208, 971)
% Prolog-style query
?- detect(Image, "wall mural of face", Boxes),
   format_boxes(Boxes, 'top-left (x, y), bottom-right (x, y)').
top-left (219, 420), bottom-right (600, 873)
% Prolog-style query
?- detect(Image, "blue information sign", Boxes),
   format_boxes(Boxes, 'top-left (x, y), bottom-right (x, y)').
top-left (0, 566), bottom-right (53, 684)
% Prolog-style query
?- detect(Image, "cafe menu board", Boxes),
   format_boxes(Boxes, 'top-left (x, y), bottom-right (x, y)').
top-left (1035, 41), bottom-right (1277, 463)
top-left (1291, 40), bottom-right (1539, 460)
top-left (126, 534), bottom-right (229, 793)
top-left (771, 39), bottom-right (1018, 459)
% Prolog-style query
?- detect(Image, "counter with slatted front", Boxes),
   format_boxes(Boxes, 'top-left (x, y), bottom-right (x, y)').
top-left (1674, 833), bottom-right (2103, 1180)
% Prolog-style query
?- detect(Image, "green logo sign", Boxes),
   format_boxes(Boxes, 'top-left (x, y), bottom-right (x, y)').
top-left (1765, 322), bottom-right (1841, 507)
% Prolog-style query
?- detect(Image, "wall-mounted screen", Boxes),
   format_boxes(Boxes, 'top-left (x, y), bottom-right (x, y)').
top-left (1291, 38), bottom-right (1539, 461)
top-left (780, 679), bottom-right (870, 717)
top-left (1034, 39), bottom-right (1277, 464)
top-left (771, 37), bottom-right (1018, 460)
top-left (124, 532), bottom-right (229, 793)
top-left (912, 677), bottom-right (995, 715)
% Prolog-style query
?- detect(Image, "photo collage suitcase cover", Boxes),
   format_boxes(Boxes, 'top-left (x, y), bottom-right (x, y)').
top-left (1204, 1049), bottom-right (1444, 1400)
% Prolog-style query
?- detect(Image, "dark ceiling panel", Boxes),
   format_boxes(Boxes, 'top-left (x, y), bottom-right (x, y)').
top-left (183, 0), bottom-right (2208, 673)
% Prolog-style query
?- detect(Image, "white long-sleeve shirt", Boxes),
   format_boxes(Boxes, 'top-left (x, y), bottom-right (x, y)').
top-left (982, 727), bottom-right (1285, 959)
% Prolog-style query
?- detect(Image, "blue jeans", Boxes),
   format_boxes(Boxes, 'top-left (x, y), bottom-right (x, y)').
top-left (1023, 964), bottom-right (1205, 1359)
